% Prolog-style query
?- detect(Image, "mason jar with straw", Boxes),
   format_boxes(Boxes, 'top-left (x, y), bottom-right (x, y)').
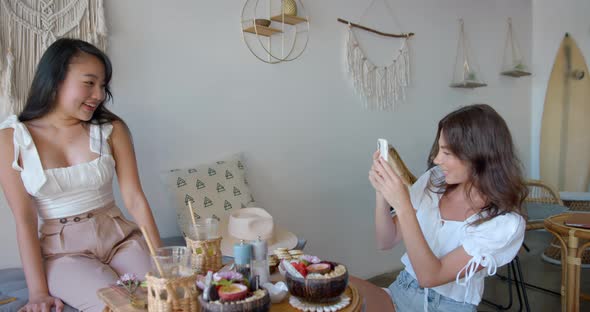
top-left (141, 227), bottom-right (199, 312)
top-left (184, 202), bottom-right (223, 274)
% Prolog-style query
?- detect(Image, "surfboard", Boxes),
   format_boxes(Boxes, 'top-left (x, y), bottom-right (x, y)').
top-left (540, 33), bottom-right (590, 192)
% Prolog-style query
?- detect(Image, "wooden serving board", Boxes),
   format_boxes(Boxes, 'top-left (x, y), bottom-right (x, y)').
top-left (98, 287), bottom-right (147, 312)
top-left (98, 283), bottom-right (362, 312)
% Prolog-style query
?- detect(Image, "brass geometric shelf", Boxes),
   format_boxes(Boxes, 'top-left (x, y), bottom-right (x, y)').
top-left (501, 70), bottom-right (532, 77)
top-left (240, 0), bottom-right (310, 64)
top-left (270, 15), bottom-right (308, 25)
top-left (450, 81), bottom-right (488, 89)
top-left (243, 25), bottom-right (282, 37)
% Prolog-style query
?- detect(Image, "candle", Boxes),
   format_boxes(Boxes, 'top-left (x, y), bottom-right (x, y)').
top-left (233, 240), bottom-right (252, 265)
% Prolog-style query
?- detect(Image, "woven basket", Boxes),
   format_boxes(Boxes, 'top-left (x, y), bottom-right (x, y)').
top-left (543, 200), bottom-right (590, 266)
top-left (562, 199), bottom-right (590, 211)
top-left (185, 237), bottom-right (223, 274)
top-left (146, 273), bottom-right (200, 312)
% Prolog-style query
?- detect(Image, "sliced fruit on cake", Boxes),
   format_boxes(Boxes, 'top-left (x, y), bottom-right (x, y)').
top-left (306, 263), bottom-right (331, 274)
top-left (218, 283), bottom-right (248, 301)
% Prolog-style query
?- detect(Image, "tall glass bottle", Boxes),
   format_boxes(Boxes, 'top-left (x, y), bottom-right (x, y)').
top-left (250, 236), bottom-right (270, 285)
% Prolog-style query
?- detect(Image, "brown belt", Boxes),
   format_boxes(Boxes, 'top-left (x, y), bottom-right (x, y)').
top-left (42, 202), bottom-right (116, 225)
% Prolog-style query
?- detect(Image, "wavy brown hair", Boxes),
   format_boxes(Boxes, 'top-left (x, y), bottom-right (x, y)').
top-left (427, 104), bottom-right (528, 225)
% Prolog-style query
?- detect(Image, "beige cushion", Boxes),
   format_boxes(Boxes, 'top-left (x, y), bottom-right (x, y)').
top-left (164, 155), bottom-right (256, 238)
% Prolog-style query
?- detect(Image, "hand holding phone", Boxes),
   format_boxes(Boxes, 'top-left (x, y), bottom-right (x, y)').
top-left (377, 138), bottom-right (389, 161)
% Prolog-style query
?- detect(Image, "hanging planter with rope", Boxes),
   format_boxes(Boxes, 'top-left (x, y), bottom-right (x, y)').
top-left (450, 19), bottom-right (487, 89)
top-left (500, 18), bottom-right (531, 78)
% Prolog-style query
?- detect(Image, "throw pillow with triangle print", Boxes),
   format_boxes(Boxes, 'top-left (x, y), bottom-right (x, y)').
top-left (162, 154), bottom-right (256, 239)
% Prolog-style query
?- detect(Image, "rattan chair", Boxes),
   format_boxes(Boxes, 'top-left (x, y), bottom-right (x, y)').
top-left (525, 179), bottom-right (563, 205)
top-left (524, 179), bottom-right (564, 230)
top-left (523, 180), bottom-right (585, 268)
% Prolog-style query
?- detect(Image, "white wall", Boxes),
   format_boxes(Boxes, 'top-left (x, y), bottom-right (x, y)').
top-left (530, 0), bottom-right (590, 182)
top-left (1, 0), bottom-right (533, 278)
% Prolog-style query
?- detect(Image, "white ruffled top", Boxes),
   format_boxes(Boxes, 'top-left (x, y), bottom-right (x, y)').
top-left (400, 166), bottom-right (525, 307)
top-left (0, 115), bottom-right (116, 219)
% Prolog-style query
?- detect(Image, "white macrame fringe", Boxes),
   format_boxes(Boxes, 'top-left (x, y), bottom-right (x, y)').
top-left (0, 0), bottom-right (107, 115)
top-left (0, 51), bottom-right (15, 119)
top-left (96, 0), bottom-right (107, 36)
top-left (346, 26), bottom-right (410, 111)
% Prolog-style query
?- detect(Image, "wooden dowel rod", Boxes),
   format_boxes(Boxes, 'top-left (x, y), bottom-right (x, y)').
top-left (141, 226), bottom-right (165, 277)
top-left (188, 201), bottom-right (197, 228)
top-left (337, 18), bottom-right (414, 38)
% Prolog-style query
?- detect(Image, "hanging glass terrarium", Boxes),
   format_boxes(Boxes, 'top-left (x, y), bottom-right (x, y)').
top-left (450, 19), bottom-right (487, 89)
top-left (500, 18), bottom-right (531, 77)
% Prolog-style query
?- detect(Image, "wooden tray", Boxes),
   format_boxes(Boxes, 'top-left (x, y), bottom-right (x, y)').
top-left (98, 286), bottom-right (147, 312)
top-left (98, 283), bottom-right (362, 312)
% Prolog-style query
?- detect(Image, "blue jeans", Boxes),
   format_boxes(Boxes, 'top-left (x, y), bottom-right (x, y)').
top-left (387, 270), bottom-right (477, 312)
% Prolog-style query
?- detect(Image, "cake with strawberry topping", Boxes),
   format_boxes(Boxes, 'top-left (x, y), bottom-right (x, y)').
top-left (283, 254), bottom-right (348, 303)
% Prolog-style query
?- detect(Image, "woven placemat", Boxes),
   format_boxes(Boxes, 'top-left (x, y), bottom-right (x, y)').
top-left (289, 295), bottom-right (351, 311)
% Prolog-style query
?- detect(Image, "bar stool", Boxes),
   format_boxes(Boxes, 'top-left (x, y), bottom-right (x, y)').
top-left (481, 255), bottom-right (530, 312)
top-left (544, 213), bottom-right (590, 312)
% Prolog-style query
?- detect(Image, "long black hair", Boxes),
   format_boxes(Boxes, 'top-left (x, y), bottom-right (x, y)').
top-left (427, 104), bottom-right (528, 225)
top-left (18, 38), bottom-right (121, 125)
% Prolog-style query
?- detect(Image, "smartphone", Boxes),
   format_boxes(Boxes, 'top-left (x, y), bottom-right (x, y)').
top-left (377, 138), bottom-right (388, 161)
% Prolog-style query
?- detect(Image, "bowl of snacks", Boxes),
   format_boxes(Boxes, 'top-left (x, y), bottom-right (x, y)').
top-left (268, 255), bottom-right (279, 274)
top-left (254, 19), bottom-right (271, 27)
top-left (198, 271), bottom-right (270, 312)
top-left (283, 255), bottom-right (349, 303)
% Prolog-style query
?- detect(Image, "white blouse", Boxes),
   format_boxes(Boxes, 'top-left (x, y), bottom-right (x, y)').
top-left (400, 166), bottom-right (525, 306)
top-left (0, 115), bottom-right (116, 219)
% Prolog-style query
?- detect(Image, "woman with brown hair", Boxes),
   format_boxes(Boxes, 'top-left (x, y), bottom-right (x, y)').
top-left (370, 104), bottom-right (527, 311)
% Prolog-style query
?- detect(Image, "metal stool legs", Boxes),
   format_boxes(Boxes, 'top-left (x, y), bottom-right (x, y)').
top-left (482, 256), bottom-right (531, 312)
top-left (512, 256), bottom-right (531, 312)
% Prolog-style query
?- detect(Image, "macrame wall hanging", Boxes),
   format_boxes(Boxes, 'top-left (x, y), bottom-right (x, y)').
top-left (338, 0), bottom-right (414, 111)
top-left (0, 0), bottom-right (108, 116)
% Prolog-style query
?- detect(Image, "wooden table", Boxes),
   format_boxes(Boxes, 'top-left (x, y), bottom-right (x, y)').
top-left (544, 213), bottom-right (590, 312)
top-left (97, 274), bottom-right (395, 312)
